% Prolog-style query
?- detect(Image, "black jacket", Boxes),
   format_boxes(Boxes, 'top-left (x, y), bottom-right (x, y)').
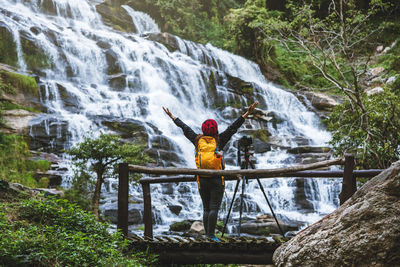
top-left (173, 116), bottom-right (245, 150)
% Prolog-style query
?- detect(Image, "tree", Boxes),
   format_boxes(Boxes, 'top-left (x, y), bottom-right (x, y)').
top-left (230, 0), bottom-right (400, 168)
top-left (67, 134), bottom-right (150, 218)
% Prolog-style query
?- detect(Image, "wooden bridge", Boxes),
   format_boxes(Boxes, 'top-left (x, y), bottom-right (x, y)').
top-left (117, 155), bottom-right (382, 264)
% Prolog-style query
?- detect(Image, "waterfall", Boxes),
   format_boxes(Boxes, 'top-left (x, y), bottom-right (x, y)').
top-left (0, 0), bottom-right (339, 234)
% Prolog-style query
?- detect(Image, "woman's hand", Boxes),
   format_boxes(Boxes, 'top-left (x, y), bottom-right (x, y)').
top-left (163, 107), bottom-right (176, 120)
top-left (242, 101), bottom-right (259, 119)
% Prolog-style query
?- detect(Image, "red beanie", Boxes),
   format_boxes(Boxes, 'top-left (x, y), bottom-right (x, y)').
top-left (202, 119), bottom-right (218, 136)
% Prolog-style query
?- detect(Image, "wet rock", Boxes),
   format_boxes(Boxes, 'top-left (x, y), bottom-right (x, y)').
top-left (103, 203), bottom-right (143, 224)
top-left (32, 188), bottom-right (64, 197)
top-left (30, 26), bottom-right (41, 35)
top-left (168, 205), bottom-right (182, 215)
top-left (108, 73), bottom-right (127, 90)
top-left (253, 138), bottom-right (272, 154)
top-left (29, 116), bottom-right (71, 153)
top-left (177, 184), bottom-right (191, 194)
top-left (225, 73), bottom-right (254, 95)
top-left (240, 219), bottom-right (288, 236)
top-left (105, 49), bottom-right (123, 75)
top-left (96, 2), bottom-right (136, 33)
top-left (170, 220), bottom-right (192, 232)
top-left (273, 161), bottom-right (400, 267)
top-left (56, 83), bottom-right (81, 112)
top-left (288, 146), bottom-right (331, 154)
top-left (101, 118), bottom-right (148, 142)
top-left (144, 32), bottom-right (180, 52)
top-left (145, 148), bottom-right (185, 166)
top-left (96, 40), bottom-right (111, 49)
top-left (293, 178), bottom-right (315, 211)
top-left (150, 135), bottom-right (175, 151)
top-left (161, 183), bottom-right (174, 195)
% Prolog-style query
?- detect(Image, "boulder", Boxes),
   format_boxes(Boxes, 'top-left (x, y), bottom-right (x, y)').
top-left (300, 91), bottom-right (339, 111)
top-left (168, 204), bottom-right (182, 215)
top-left (370, 66), bottom-right (385, 76)
top-left (366, 86), bottom-right (384, 96)
top-left (169, 220), bottom-right (192, 232)
top-left (273, 161), bottom-right (400, 267)
top-left (189, 221), bottom-right (205, 234)
top-left (96, 2), bottom-right (136, 33)
top-left (144, 32), bottom-right (180, 52)
top-left (103, 203), bottom-right (143, 224)
top-left (29, 116), bottom-right (71, 152)
top-left (1, 109), bottom-right (38, 134)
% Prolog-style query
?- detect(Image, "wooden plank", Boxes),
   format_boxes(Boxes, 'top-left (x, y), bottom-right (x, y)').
top-left (339, 154), bottom-right (356, 205)
top-left (142, 182), bottom-right (153, 238)
top-left (117, 163), bottom-right (129, 237)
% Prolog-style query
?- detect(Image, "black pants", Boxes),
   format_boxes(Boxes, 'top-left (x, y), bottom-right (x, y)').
top-left (198, 176), bottom-right (224, 237)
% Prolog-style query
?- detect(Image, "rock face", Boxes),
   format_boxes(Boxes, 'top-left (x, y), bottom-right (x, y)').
top-left (273, 161), bottom-right (400, 267)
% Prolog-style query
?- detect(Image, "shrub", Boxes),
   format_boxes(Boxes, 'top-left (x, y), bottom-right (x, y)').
top-left (0, 197), bottom-right (149, 266)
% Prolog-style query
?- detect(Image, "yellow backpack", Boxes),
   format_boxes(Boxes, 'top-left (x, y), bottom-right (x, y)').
top-left (195, 136), bottom-right (225, 187)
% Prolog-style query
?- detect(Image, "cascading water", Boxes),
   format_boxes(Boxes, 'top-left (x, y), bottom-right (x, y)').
top-left (0, 0), bottom-right (340, 234)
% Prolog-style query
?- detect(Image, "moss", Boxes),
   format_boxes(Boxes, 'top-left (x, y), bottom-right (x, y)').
top-left (0, 100), bottom-right (40, 113)
top-left (256, 226), bottom-right (270, 235)
top-left (251, 129), bottom-right (271, 143)
top-left (169, 220), bottom-right (192, 232)
top-left (0, 26), bottom-right (18, 67)
top-left (0, 70), bottom-right (39, 97)
top-left (241, 85), bottom-right (254, 94)
top-left (38, 177), bottom-right (50, 188)
top-left (21, 38), bottom-right (51, 70)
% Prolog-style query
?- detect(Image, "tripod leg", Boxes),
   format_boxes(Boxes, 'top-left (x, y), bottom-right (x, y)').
top-left (221, 179), bottom-right (240, 237)
top-left (238, 176), bottom-right (246, 236)
top-left (256, 178), bottom-right (285, 236)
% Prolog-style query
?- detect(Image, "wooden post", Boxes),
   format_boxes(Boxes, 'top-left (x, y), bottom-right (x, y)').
top-left (117, 163), bottom-right (129, 237)
top-left (339, 154), bottom-right (356, 205)
top-left (142, 182), bottom-right (153, 238)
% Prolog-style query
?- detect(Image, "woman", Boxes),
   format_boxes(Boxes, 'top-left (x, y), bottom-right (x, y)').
top-left (163, 101), bottom-right (258, 240)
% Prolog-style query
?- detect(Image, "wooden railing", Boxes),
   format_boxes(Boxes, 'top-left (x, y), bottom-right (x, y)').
top-left (117, 155), bottom-right (383, 238)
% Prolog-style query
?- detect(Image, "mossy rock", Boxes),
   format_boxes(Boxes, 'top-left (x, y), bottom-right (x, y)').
top-left (0, 70), bottom-right (39, 97)
top-left (0, 24), bottom-right (18, 67)
top-left (96, 2), bottom-right (137, 33)
top-left (20, 33), bottom-right (51, 70)
top-left (169, 220), bottom-right (192, 232)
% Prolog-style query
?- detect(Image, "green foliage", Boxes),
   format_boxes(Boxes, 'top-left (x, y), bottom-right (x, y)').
top-left (0, 197), bottom-right (149, 266)
top-left (0, 70), bottom-right (39, 97)
top-left (326, 88), bottom-right (400, 168)
top-left (0, 133), bottom-right (51, 188)
top-left (0, 26), bottom-right (18, 67)
top-left (66, 134), bottom-right (150, 215)
top-left (136, 0), bottom-right (244, 50)
top-left (21, 38), bottom-right (51, 70)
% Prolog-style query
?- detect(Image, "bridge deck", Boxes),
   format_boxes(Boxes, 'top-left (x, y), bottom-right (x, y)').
top-left (128, 235), bottom-right (281, 264)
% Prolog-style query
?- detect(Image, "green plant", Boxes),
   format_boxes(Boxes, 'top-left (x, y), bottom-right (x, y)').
top-left (0, 198), bottom-right (150, 266)
top-left (66, 134), bottom-right (151, 218)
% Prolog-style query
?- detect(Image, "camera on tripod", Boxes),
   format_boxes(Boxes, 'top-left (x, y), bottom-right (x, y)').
top-left (238, 135), bottom-right (253, 149)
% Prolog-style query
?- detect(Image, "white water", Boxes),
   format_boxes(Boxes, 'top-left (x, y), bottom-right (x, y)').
top-left (0, 0), bottom-right (339, 234)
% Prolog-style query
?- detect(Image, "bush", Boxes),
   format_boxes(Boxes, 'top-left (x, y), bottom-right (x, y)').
top-left (0, 197), bottom-right (149, 266)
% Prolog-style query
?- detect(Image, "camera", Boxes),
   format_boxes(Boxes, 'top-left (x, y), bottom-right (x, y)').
top-left (238, 135), bottom-right (252, 148)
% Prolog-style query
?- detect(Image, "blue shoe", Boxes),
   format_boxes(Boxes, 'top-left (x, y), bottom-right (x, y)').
top-left (208, 235), bottom-right (220, 242)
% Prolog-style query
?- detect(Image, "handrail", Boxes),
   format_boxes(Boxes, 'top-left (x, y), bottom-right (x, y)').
top-left (139, 169), bottom-right (383, 184)
top-left (131, 157), bottom-right (344, 180)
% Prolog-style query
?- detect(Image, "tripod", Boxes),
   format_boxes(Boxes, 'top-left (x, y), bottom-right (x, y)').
top-left (221, 142), bottom-right (284, 237)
